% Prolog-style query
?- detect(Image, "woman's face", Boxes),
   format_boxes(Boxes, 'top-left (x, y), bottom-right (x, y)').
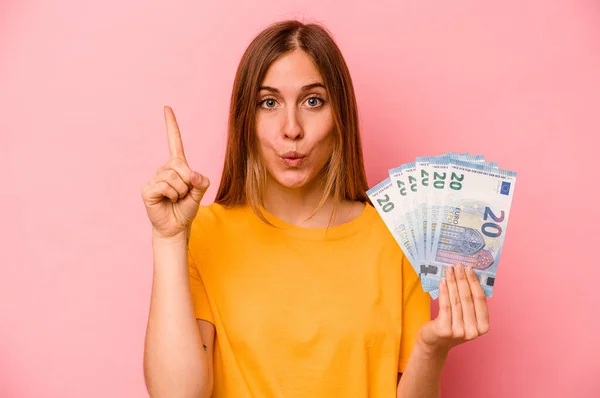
top-left (255, 49), bottom-right (334, 191)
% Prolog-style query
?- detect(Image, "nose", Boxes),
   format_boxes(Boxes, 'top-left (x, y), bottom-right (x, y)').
top-left (283, 107), bottom-right (303, 140)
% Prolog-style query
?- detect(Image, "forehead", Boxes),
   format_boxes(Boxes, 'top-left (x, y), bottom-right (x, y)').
top-left (261, 49), bottom-right (324, 88)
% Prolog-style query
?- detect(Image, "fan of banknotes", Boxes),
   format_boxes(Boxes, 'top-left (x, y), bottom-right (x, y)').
top-left (366, 152), bottom-right (517, 300)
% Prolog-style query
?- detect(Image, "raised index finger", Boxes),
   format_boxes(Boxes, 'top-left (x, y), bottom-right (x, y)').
top-left (164, 106), bottom-right (187, 162)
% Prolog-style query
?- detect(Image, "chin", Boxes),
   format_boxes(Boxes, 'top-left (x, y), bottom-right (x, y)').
top-left (270, 169), bottom-right (316, 190)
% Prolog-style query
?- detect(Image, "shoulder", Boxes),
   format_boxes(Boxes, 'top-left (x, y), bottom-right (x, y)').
top-left (363, 203), bottom-right (399, 244)
top-left (362, 202), bottom-right (411, 265)
top-left (192, 202), bottom-right (231, 224)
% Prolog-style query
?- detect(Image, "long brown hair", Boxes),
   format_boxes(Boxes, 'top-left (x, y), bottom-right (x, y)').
top-left (214, 20), bottom-right (370, 223)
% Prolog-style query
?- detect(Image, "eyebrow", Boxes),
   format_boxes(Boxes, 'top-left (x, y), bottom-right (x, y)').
top-left (258, 82), bottom-right (325, 93)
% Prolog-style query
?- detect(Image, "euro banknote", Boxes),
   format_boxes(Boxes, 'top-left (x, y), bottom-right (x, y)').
top-left (367, 153), bottom-right (516, 299)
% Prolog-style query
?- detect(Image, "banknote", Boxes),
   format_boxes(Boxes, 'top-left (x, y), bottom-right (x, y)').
top-left (387, 163), bottom-right (443, 296)
top-left (423, 154), bottom-right (494, 265)
top-left (426, 158), bottom-right (516, 296)
top-left (367, 153), bottom-right (516, 299)
top-left (392, 154), bottom-right (483, 293)
top-left (388, 163), bottom-right (421, 264)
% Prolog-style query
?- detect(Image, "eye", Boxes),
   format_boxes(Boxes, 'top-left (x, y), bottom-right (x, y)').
top-left (304, 96), bottom-right (324, 108)
top-left (259, 98), bottom-right (278, 109)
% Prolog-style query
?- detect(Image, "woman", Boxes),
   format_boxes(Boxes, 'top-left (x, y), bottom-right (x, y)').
top-left (142, 20), bottom-right (489, 398)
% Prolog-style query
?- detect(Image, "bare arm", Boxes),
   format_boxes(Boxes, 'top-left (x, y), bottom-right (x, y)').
top-left (141, 106), bottom-right (214, 398)
top-left (397, 264), bottom-right (490, 398)
top-left (143, 230), bottom-right (214, 398)
top-left (198, 318), bottom-right (215, 394)
top-left (395, 343), bottom-right (447, 398)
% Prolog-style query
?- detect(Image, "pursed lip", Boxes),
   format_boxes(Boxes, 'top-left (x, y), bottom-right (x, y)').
top-left (280, 151), bottom-right (306, 160)
top-left (279, 151), bottom-right (307, 167)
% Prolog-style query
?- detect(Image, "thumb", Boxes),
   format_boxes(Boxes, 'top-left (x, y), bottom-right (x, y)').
top-left (188, 171), bottom-right (210, 204)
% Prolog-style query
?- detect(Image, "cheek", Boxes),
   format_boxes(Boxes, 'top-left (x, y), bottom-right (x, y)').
top-left (313, 134), bottom-right (334, 161)
top-left (309, 118), bottom-right (335, 159)
top-left (255, 118), bottom-right (277, 153)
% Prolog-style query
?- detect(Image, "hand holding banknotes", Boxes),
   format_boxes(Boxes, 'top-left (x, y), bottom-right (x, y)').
top-left (417, 263), bottom-right (489, 354)
top-left (367, 152), bottom-right (517, 300)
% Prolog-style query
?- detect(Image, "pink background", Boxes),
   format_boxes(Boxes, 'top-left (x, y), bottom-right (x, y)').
top-left (1, 1), bottom-right (599, 397)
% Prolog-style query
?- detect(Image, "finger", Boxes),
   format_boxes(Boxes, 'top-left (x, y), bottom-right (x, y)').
top-left (445, 265), bottom-right (464, 338)
top-left (187, 172), bottom-right (210, 205)
top-left (164, 106), bottom-right (187, 162)
top-left (144, 181), bottom-right (179, 204)
top-left (436, 278), bottom-right (452, 338)
top-left (156, 158), bottom-right (192, 185)
top-left (455, 264), bottom-right (478, 340)
top-left (466, 266), bottom-right (490, 335)
top-left (157, 181), bottom-right (179, 202)
top-left (158, 169), bottom-right (190, 199)
top-left (166, 158), bottom-right (193, 188)
top-left (156, 164), bottom-right (166, 175)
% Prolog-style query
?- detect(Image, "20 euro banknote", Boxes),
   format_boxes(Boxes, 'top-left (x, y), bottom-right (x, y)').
top-left (423, 158), bottom-right (517, 297)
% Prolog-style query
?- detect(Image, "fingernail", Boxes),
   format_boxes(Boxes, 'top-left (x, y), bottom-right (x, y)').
top-left (446, 266), bottom-right (453, 275)
top-left (466, 266), bottom-right (473, 274)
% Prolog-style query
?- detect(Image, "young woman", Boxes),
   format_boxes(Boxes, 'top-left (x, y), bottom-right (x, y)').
top-left (142, 20), bottom-right (490, 398)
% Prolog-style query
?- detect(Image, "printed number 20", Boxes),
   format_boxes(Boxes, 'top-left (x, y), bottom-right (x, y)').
top-left (482, 207), bottom-right (505, 238)
top-left (377, 194), bottom-right (394, 213)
